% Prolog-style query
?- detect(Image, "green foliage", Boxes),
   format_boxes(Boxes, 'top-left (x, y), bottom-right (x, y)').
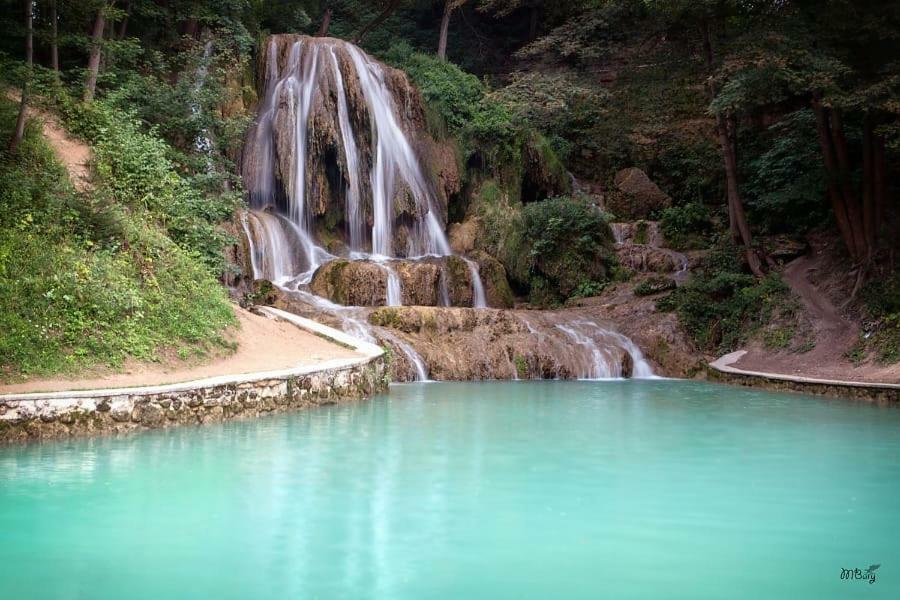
top-left (859, 274), bottom-right (900, 364)
top-left (570, 280), bottom-right (607, 299)
top-left (516, 197), bottom-right (616, 305)
top-left (53, 92), bottom-right (240, 276)
top-left (0, 99), bottom-right (234, 379)
top-left (740, 110), bottom-right (828, 234)
top-left (634, 275), bottom-right (676, 297)
top-left (659, 202), bottom-right (712, 250)
top-left (656, 243), bottom-right (790, 352)
top-left (383, 42), bottom-right (517, 163)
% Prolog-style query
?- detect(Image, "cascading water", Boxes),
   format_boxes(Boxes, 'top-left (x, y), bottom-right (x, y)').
top-left (242, 35), bottom-right (486, 304)
top-left (239, 35), bottom-right (653, 382)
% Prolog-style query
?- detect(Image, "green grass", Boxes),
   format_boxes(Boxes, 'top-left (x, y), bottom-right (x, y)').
top-left (0, 97), bottom-right (235, 381)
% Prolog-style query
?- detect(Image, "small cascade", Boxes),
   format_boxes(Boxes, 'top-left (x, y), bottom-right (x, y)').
top-left (462, 258), bottom-right (487, 308)
top-left (190, 40), bottom-right (215, 161)
top-left (438, 267), bottom-right (451, 307)
top-left (241, 35), bottom-right (486, 305)
top-left (555, 325), bottom-right (618, 379)
top-left (389, 335), bottom-right (430, 381)
top-left (242, 211), bottom-right (299, 286)
top-left (381, 262), bottom-right (402, 306)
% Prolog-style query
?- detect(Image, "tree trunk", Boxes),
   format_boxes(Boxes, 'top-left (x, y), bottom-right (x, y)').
top-left (353, 0), bottom-right (402, 45)
top-left (716, 111), bottom-right (764, 277)
top-left (317, 7), bottom-right (332, 36)
top-left (9, 0), bottom-right (33, 153)
top-left (437, 0), bottom-right (453, 59)
top-left (701, 20), bottom-right (763, 277)
top-left (810, 95), bottom-right (873, 263)
top-left (528, 3), bottom-right (539, 41)
top-left (84, 6), bottom-right (106, 102)
top-left (50, 0), bottom-right (59, 72)
top-left (118, 1), bottom-right (130, 39)
top-left (862, 114), bottom-right (876, 261)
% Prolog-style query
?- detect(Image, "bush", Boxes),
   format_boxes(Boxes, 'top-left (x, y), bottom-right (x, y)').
top-left (514, 197), bottom-right (615, 305)
top-left (53, 94), bottom-right (240, 275)
top-left (656, 243), bottom-right (789, 352)
top-left (383, 42), bottom-right (518, 165)
top-left (859, 274), bottom-right (900, 363)
top-left (659, 202), bottom-right (713, 250)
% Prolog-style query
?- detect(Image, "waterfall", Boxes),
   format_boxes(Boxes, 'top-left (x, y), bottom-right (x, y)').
top-left (462, 258), bottom-right (487, 308)
top-left (555, 320), bottom-right (654, 379)
top-left (241, 35), bottom-right (486, 306)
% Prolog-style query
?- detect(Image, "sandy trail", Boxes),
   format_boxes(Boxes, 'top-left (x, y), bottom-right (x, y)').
top-left (733, 248), bottom-right (899, 384)
top-left (6, 89), bottom-right (93, 191)
top-left (0, 308), bottom-right (363, 394)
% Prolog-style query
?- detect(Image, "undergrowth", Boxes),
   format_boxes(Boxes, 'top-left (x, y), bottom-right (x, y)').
top-left (0, 96), bottom-right (235, 380)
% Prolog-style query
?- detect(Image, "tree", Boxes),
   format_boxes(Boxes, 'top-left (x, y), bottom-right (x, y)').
top-left (353, 0), bottom-right (403, 44)
top-left (9, 0), bottom-right (33, 153)
top-left (49, 0), bottom-right (59, 72)
top-left (317, 4), bottom-right (332, 36)
top-left (117, 0), bottom-right (130, 39)
top-left (437, 0), bottom-right (467, 59)
top-left (84, 2), bottom-right (106, 102)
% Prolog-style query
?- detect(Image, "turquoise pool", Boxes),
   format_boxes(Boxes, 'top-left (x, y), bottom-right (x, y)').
top-left (1, 381), bottom-right (898, 598)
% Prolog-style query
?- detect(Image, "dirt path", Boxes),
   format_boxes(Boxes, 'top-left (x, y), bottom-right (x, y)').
top-left (733, 243), bottom-right (899, 384)
top-left (6, 89), bottom-right (93, 191)
top-left (0, 307), bottom-right (362, 394)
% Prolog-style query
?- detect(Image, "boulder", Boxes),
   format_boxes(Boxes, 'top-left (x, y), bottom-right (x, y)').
top-left (309, 256), bottom-right (502, 307)
top-left (607, 168), bottom-right (671, 219)
top-left (616, 245), bottom-right (677, 273)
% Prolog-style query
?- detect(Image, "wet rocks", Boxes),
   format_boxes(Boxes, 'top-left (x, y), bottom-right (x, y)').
top-left (309, 256), bottom-right (506, 307)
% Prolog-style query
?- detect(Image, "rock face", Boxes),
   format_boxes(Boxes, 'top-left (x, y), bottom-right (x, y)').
top-left (367, 306), bottom-right (642, 381)
top-left (308, 256), bottom-right (511, 307)
top-left (607, 168), bottom-right (672, 219)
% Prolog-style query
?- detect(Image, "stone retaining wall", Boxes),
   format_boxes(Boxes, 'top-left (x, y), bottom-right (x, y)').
top-left (0, 357), bottom-right (387, 445)
top-left (707, 367), bottom-right (899, 404)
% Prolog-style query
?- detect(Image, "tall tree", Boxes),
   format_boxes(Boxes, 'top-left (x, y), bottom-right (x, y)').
top-left (9, 0), bottom-right (33, 153)
top-left (317, 4), bottom-right (332, 36)
top-left (83, 2), bottom-right (106, 102)
top-left (698, 7), bottom-right (765, 277)
top-left (437, 1), bottom-right (467, 59)
top-left (116, 0), bottom-right (130, 39)
top-left (49, 0), bottom-right (59, 72)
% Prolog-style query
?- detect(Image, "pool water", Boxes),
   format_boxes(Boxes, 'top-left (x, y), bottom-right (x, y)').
top-left (1, 381), bottom-right (898, 599)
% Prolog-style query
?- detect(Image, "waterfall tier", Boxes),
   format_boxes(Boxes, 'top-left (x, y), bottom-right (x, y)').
top-left (241, 34), bottom-right (482, 303)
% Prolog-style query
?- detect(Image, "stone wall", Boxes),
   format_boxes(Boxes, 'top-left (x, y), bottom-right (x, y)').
top-left (0, 356), bottom-right (387, 445)
top-left (707, 367), bottom-right (899, 405)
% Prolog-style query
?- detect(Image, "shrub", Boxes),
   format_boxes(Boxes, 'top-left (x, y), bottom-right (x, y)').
top-left (859, 274), bottom-right (900, 364)
top-left (656, 243), bottom-right (789, 352)
top-left (659, 202), bottom-right (712, 250)
top-left (514, 197), bottom-right (615, 305)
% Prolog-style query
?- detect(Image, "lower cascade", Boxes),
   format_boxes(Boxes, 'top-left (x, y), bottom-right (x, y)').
top-left (240, 34), bottom-right (652, 381)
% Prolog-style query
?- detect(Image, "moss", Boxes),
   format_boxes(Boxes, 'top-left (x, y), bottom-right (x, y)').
top-left (444, 255), bottom-right (471, 303)
top-left (369, 308), bottom-right (401, 329)
top-left (514, 355), bottom-right (527, 378)
top-left (327, 259), bottom-right (351, 305)
top-left (634, 220), bottom-right (649, 245)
